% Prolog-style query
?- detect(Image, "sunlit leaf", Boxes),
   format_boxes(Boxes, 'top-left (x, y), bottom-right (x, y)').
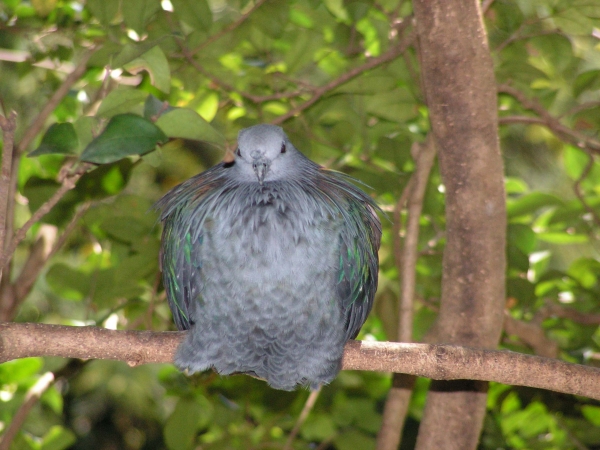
top-left (124, 45), bottom-right (171, 93)
top-left (171, 0), bottom-right (212, 31)
top-left (155, 108), bottom-right (224, 145)
top-left (97, 90), bottom-right (149, 118)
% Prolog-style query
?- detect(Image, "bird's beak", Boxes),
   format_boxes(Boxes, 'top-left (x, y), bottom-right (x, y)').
top-left (252, 158), bottom-right (270, 185)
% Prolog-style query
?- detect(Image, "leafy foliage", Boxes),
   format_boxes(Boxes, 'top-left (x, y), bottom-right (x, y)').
top-left (1, 0), bottom-right (600, 449)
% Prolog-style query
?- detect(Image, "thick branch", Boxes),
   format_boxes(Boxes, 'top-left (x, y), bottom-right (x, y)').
top-left (2, 323), bottom-right (600, 400)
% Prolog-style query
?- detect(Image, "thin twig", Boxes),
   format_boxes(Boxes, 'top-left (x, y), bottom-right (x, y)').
top-left (189, 0), bottom-right (269, 56)
top-left (572, 153), bottom-right (600, 228)
top-left (0, 112), bottom-right (17, 264)
top-left (283, 388), bottom-right (321, 450)
top-left (0, 372), bottom-right (55, 450)
top-left (180, 46), bottom-right (312, 104)
top-left (398, 137), bottom-right (436, 342)
top-left (11, 202), bottom-right (91, 312)
top-left (3, 47), bottom-right (96, 280)
top-left (273, 30), bottom-right (416, 125)
top-left (17, 47), bottom-right (96, 154)
top-left (562, 101), bottom-right (600, 118)
top-left (392, 177), bottom-right (415, 276)
top-left (0, 162), bottom-right (93, 271)
top-left (377, 137), bottom-right (436, 450)
top-left (498, 85), bottom-right (600, 152)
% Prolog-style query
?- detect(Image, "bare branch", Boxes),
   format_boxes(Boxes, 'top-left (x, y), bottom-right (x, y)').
top-left (0, 111), bottom-right (17, 265)
top-left (2, 323), bottom-right (600, 400)
top-left (498, 85), bottom-right (600, 153)
top-left (572, 153), bottom-right (600, 228)
top-left (0, 372), bottom-right (54, 450)
top-left (17, 47), bottom-right (96, 154)
top-left (503, 312), bottom-right (558, 358)
top-left (378, 136), bottom-right (436, 450)
top-left (189, 0), bottom-right (269, 56)
top-left (273, 31), bottom-right (416, 125)
top-left (284, 388), bottom-right (321, 450)
top-left (0, 162), bottom-right (93, 271)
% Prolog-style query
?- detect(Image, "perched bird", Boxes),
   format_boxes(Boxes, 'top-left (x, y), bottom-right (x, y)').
top-left (156, 124), bottom-right (381, 390)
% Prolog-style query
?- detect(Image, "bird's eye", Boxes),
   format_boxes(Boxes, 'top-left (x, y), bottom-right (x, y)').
top-left (236, 148), bottom-right (241, 157)
top-left (280, 142), bottom-right (286, 154)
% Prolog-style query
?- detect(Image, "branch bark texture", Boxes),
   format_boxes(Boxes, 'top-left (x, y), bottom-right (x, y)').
top-left (2, 323), bottom-right (600, 401)
top-left (413, 1), bottom-right (506, 449)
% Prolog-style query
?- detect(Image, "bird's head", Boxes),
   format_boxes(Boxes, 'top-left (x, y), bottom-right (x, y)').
top-left (231, 124), bottom-right (301, 185)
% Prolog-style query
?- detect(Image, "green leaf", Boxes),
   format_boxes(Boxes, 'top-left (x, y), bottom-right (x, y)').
top-left (564, 145), bottom-right (591, 180)
top-left (567, 258), bottom-right (600, 288)
top-left (507, 277), bottom-right (535, 305)
top-left (251, 1), bottom-right (289, 38)
top-left (507, 224), bottom-right (536, 254)
top-left (86, 0), bottom-right (119, 26)
top-left (507, 193), bottom-right (563, 218)
top-left (171, 0), bottom-right (213, 31)
top-left (122, 0), bottom-right (162, 34)
top-left (29, 123), bottom-right (78, 156)
top-left (333, 430), bottom-right (375, 450)
top-left (300, 413), bottom-right (337, 441)
top-left (164, 398), bottom-right (204, 450)
top-left (40, 425), bottom-right (76, 450)
top-left (335, 73), bottom-right (397, 94)
top-left (144, 94), bottom-right (176, 120)
top-left (123, 45), bottom-right (171, 93)
top-left (155, 108), bottom-right (224, 145)
top-left (573, 70), bottom-right (600, 98)
top-left (46, 264), bottom-right (91, 301)
top-left (0, 358), bottom-right (43, 383)
top-left (582, 405), bottom-right (600, 426)
top-left (112, 38), bottom-right (167, 68)
top-left (99, 216), bottom-right (153, 243)
top-left (97, 90), bottom-right (149, 118)
top-left (537, 231), bottom-right (588, 244)
top-left (81, 114), bottom-right (168, 164)
top-left (73, 116), bottom-right (98, 152)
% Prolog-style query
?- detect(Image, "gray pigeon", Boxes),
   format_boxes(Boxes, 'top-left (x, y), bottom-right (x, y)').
top-left (156, 124), bottom-right (381, 390)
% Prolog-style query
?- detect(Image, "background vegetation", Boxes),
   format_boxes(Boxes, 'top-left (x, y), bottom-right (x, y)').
top-left (1, 0), bottom-right (600, 448)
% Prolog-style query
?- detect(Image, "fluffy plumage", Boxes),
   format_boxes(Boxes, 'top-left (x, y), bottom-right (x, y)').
top-left (156, 124), bottom-right (381, 390)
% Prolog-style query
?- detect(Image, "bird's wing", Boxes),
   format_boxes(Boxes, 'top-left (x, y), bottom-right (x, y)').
top-left (155, 165), bottom-right (224, 331)
top-left (318, 169), bottom-right (382, 340)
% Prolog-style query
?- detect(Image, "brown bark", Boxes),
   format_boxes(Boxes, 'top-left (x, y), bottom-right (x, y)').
top-left (412, 0), bottom-right (506, 449)
top-left (377, 138), bottom-right (437, 450)
top-left (2, 324), bottom-right (600, 400)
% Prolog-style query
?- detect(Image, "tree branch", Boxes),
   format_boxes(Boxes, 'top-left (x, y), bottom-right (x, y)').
top-left (0, 162), bottom-right (92, 272)
top-left (377, 136), bottom-right (436, 450)
top-left (0, 372), bottom-right (54, 450)
top-left (498, 85), bottom-right (600, 153)
top-left (188, 0), bottom-right (269, 56)
top-left (272, 31), bottom-right (416, 125)
top-left (2, 323), bottom-right (600, 400)
top-left (572, 153), bottom-right (600, 228)
top-left (16, 48), bottom-right (95, 154)
top-left (0, 111), bottom-right (17, 271)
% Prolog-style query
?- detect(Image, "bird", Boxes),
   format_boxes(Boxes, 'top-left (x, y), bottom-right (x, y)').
top-left (156, 124), bottom-right (381, 391)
